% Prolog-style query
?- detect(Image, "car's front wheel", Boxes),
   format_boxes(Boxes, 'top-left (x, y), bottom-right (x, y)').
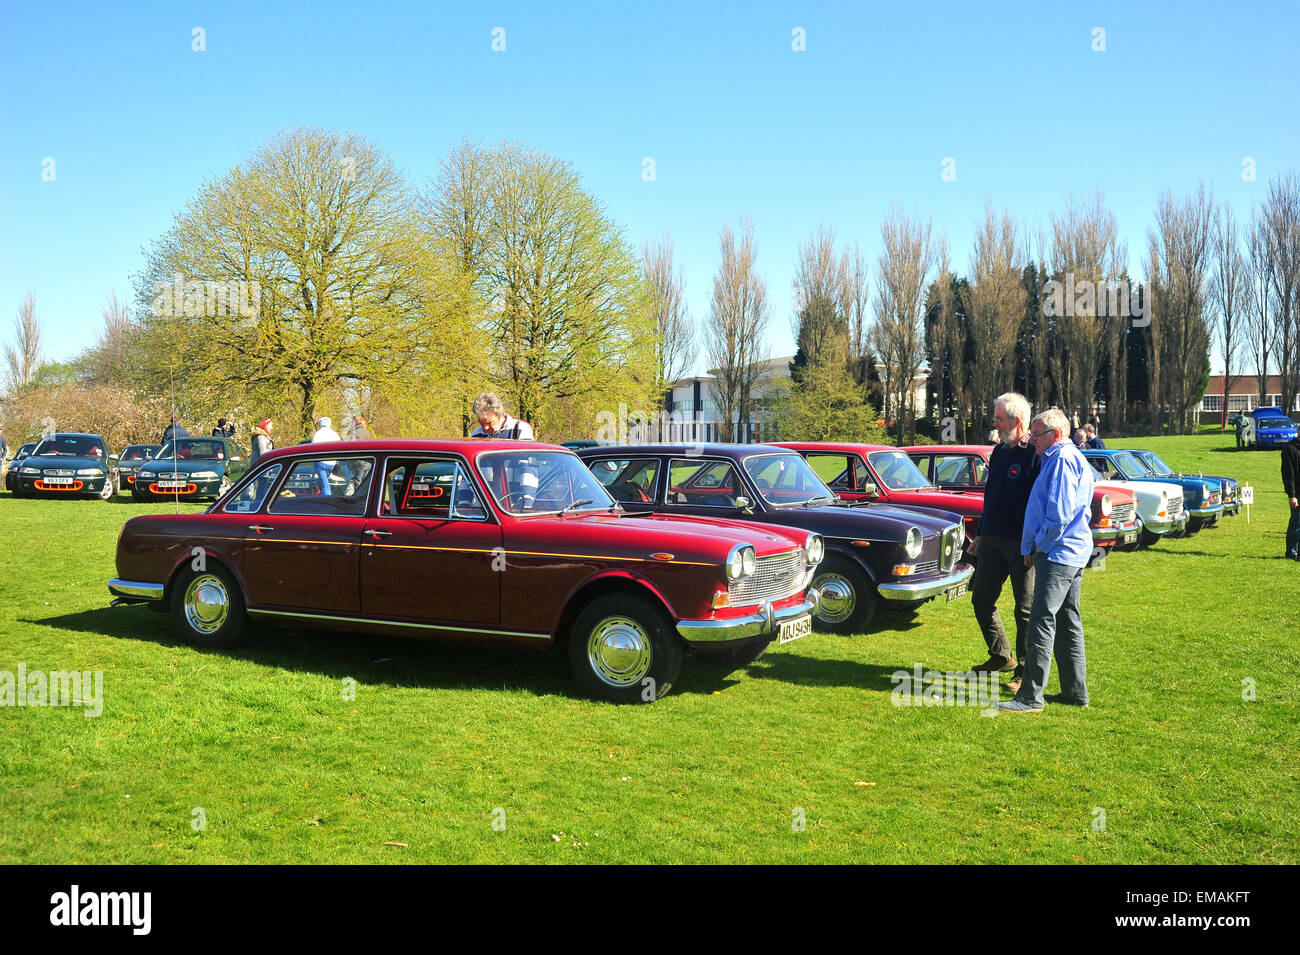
top-left (171, 565), bottom-right (248, 649)
top-left (810, 557), bottom-right (876, 634)
top-left (98, 475), bottom-right (116, 500)
top-left (569, 592), bottom-right (683, 703)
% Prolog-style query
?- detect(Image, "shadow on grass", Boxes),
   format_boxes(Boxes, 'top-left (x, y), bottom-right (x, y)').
top-left (27, 605), bottom-right (754, 702)
top-left (739, 653), bottom-right (914, 692)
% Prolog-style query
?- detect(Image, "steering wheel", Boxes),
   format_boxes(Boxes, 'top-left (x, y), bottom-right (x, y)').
top-left (500, 490), bottom-right (535, 510)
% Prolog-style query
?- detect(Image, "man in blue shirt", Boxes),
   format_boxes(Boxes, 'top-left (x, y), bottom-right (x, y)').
top-left (1000, 408), bottom-right (1095, 713)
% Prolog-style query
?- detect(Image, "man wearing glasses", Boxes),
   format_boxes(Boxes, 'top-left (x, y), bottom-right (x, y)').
top-left (999, 408), bottom-right (1095, 713)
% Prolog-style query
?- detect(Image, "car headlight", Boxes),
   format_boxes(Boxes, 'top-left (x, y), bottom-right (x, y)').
top-left (905, 526), bottom-right (923, 560)
top-left (76, 468), bottom-right (102, 476)
top-left (805, 533), bottom-right (825, 565)
top-left (20, 466), bottom-right (38, 474)
top-left (191, 471), bottom-right (219, 479)
top-left (1100, 493), bottom-right (1112, 517)
top-left (725, 545), bottom-right (756, 579)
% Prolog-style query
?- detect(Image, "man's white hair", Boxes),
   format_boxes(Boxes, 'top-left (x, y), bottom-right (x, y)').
top-left (1033, 408), bottom-right (1071, 440)
top-left (317, 416), bottom-right (331, 429)
top-left (995, 392), bottom-right (1032, 429)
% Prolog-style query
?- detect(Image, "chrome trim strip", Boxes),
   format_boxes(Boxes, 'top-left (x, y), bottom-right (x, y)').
top-left (107, 578), bottom-right (165, 600)
top-left (877, 564), bottom-right (975, 601)
top-left (245, 607), bottom-right (548, 639)
top-left (676, 591), bottom-right (819, 643)
top-left (1187, 504), bottom-right (1225, 518)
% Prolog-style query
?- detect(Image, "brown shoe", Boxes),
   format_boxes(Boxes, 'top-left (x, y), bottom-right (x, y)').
top-left (1005, 675), bottom-right (1023, 694)
top-left (971, 656), bottom-right (1016, 674)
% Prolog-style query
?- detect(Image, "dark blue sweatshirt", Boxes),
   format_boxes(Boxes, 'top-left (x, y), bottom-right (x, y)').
top-left (978, 439), bottom-right (1040, 538)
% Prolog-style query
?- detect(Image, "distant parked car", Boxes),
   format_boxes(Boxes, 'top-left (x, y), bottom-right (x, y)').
top-left (1246, 406), bottom-right (1298, 449)
top-left (132, 437), bottom-right (248, 502)
top-left (10, 433), bottom-right (118, 500)
top-left (576, 444), bottom-right (972, 635)
top-left (4, 442), bottom-right (37, 492)
top-left (1129, 449), bottom-right (1239, 517)
top-left (116, 444), bottom-right (162, 492)
top-left (1079, 450), bottom-right (1191, 546)
top-left (1083, 449), bottom-right (1223, 531)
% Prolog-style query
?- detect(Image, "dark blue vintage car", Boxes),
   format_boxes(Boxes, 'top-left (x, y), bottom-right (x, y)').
top-left (1130, 449), bottom-right (1239, 518)
top-left (576, 444), bottom-right (972, 634)
top-left (1082, 448), bottom-right (1223, 531)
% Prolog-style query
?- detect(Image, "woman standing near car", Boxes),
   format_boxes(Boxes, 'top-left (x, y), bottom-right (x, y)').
top-left (250, 418), bottom-right (274, 464)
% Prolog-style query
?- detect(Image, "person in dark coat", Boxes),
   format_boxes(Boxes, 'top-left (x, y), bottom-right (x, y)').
top-left (1083, 423), bottom-right (1106, 449)
top-left (1283, 436), bottom-right (1300, 560)
top-left (211, 418), bottom-right (235, 439)
top-left (161, 416), bottom-right (190, 444)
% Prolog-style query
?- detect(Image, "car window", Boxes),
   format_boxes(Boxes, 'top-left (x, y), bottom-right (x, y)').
top-left (742, 454), bottom-right (835, 506)
top-left (478, 450), bottom-right (612, 515)
top-left (805, 453), bottom-right (857, 491)
top-left (935, 454), bottom-right (984, 486)
top-left (382, 459), bottom-right (487, 520)
top-left (1087, 456), bottom-right (1114, 478)
top-left (667, 459), bottom-right (743, 506)
top-left (586, 457), bottom-right (660, 504)
top-left (866, 451), bottom-right (932, 491)
top-left (34, 435), bottom-right (104, 457)
top-left (270, 457), bottom-right (375, 516)
top-left (223, 463), bottom-right (283, 513)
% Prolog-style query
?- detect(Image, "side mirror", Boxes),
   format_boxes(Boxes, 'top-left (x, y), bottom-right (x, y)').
top-left (861, 482), bottom-right (878, 496)
top-left (734, 495), bottom-right (754, 514)
top-left (231, 455), bottom-right (243, 462)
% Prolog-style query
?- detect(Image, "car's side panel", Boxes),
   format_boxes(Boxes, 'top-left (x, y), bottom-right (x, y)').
top-left (242, 515), bottom-right (362, 613)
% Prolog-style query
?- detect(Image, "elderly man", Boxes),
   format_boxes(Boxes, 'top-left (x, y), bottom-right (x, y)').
top-left (1071, 429), bottom-right (1086, 448)
top-left (471, 392), bottom-right (538, 508)
top-left (968, 393), bottom-right (1039, 688)
top-left (471, 393), bottom-right (535, 441)
top-left (1000, 409), bottom-right (1095, 713)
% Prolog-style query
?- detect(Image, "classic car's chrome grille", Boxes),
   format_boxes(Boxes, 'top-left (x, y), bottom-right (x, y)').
top-left (1111, 502), bottom-right (1135, 526)
top-left (1168, 495), bottom-right (1183, 518)
top-left (940, 525), bottom-right (962, 572)
top-left (913, 559), bottom-right (939, 576)
top-left (47, 469), bottom-right (75, 476)
top-left (728, 550), bottom-right (805, 606)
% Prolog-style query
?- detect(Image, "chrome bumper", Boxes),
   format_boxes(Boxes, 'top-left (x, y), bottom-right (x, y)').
top-left (1142, 512), bottom-right (1189, 535)
top-left (1092, 521), bottom-right (1140, 542)
top-left (676, 588), bottom-right (821, 643)
top-left (1188, 504), bottom-right (1225, 519)
top-left (877, 563), bottom-right (974, 601)
top-left (108, 578), bottom-right (165, 602)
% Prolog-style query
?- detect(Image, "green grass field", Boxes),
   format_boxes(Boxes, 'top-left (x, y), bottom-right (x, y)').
top-left (1, 432), bottom-right (1296, 864)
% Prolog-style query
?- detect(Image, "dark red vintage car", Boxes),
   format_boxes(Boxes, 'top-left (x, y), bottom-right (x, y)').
top-left (902, 444), bottom-right (1141, 553)
top-left (108, 440), bottom-right (823, 703)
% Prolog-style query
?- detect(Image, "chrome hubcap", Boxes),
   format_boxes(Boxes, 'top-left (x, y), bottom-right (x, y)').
top-left (100, 478), bottom-right (113, 499)
top-left (813, 572), bottom-right (855, 623)
top-left (586, 616), bottom-right (653, 687)
top-left (184, 574), bottom-right (230, 634)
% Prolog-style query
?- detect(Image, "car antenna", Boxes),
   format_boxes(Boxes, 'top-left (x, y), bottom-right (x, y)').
top-left (170, 365), bottom-right (179, 515)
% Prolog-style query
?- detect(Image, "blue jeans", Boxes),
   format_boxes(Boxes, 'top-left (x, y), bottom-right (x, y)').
top-left (315, 462), bottom-right (333, 496)
top-left (1016, 554), bottom-right (1089, 707)
top-left (1287, 504), bottom-right (1300, 558)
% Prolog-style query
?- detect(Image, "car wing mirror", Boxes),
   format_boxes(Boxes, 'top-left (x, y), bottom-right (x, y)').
top-left (734, 495), bottom-right (754, 515)
top-left (860, 482), bottom-right (878, 496)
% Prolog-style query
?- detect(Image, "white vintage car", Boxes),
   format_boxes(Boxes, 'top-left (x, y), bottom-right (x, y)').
top-left (1093, 478), bottom-right (1187, 547)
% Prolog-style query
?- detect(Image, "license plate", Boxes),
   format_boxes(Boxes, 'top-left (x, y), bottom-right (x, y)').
top-left (778, 614), bottom-right (812, 644)
top-left (44, 477), bottom-right (73, 485)
top-left (158, 481), bottom-right (187, 489)
top-left (946, 581), bottom-right (969, 602)
top-left (1122, 530), bottom-right (1138, 545)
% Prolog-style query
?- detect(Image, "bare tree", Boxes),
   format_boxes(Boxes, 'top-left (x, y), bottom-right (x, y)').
top-left (1246, 213), bottom-right (1278, 406)
top-left (1146, 184), bottom-right (1215, 433)
top-left (642, 234), bottom-right (694, 402)
top-left (968, 204), bottom-right (1027, 435)
top-left (873, 208), bottom-right (934, 443)
top-left (705, 218), bottom-right (771, 442)
top-left (844, 243), bottom-right (872, 395)
top-left (4, 292), bottom-right (43, 392)
top-left (1260, 173), bottom-right (1300, 415)
top-left (926, 238), bottom-right (965, 438)
top-left (1210, 206), bottom-right (1248, 423)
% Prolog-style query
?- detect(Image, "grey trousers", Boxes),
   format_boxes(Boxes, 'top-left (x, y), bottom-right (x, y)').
top-left (970, 533), bottom-right (1035, 666)
top-left (1015, 553), bottom-right (1089, 707)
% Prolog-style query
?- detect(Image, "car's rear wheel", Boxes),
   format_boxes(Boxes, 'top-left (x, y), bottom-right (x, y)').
top-left (569, 593), bottom-right (683, 703)
top-left (171, 566), bottom-right (248, 649)
top-left (810, 557), bottom-right (876, 634)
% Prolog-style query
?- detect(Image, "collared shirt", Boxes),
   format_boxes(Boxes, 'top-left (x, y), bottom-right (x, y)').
top-left (471, 416), bottom-right (534, 441)
top-left (1022, 438), bottom-right (1095, 567)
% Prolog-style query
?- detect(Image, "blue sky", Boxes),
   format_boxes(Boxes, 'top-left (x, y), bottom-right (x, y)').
top-left (1, 0), bottom-right (1296, 373)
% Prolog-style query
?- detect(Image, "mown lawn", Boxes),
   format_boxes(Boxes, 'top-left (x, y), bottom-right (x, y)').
top-left (1, 432), bottom-right (1296, 864)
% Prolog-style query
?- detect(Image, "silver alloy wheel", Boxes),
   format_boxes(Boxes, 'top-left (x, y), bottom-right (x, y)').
top-left (586, 616), bottom-right (653, 687)
top-left (99, 475), bottom-right (115, 500)
top-left (812, 571), bottom-right (855, 624)
top-left (183, 574), bottom-right (230, 635)
top-left (218, 475), bottom-right (231, 498)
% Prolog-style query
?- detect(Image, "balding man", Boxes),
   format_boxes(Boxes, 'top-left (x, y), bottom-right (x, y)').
top-left (999, 408), bottom-right (1095, 713)
top-left (968, 393), bottom-right (1039, 690)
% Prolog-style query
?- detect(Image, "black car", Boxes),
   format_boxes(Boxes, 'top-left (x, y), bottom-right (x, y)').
top-left (10, 433), bottom-right (118, 500)
top-left (116, 444), bottom-right (163, 493)
top-left (576, 444), bottom-right (972, 634)
top-left (133, 437), bottom-right (249, 501)
top-left (4, 442), bottom-right (37, 492)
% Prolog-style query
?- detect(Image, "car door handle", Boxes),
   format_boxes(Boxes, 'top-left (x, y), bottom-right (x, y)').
top-left (365, 529), bottom-right (391, 538)
top-left (249, 524), bottom-right (274, 533)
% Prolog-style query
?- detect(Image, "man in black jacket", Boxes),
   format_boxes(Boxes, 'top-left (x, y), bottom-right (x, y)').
top-left (969, 392), bottom-right (1040, 691)
top-left (1283, 436), bottom-right (1300, 560)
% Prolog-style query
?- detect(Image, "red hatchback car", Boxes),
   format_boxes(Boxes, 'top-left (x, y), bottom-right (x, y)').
top-left (902, 444), bottom-right (1141, 553)
top-left (108, 440), bottom-right (823, 703)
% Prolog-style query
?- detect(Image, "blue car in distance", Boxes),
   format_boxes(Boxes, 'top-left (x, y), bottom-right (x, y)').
top-left (1130, 449), bottom-right (1239, 518)
top-left (1247, 406), bottom-right (1298, 449)
top-left (1083, 448), bottom-right (1224, 531)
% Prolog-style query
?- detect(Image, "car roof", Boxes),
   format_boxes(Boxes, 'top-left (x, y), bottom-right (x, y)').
top-left (899, 445), bottom-right (993, 455)
top-left (256, 438), bottom-right (574, 464)
top-left (775, 441), bottom-right (913, 455)
top-left (38, 432), bottom-right (104, 440)
top-left (573, 443), bottom-right (794, 458)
